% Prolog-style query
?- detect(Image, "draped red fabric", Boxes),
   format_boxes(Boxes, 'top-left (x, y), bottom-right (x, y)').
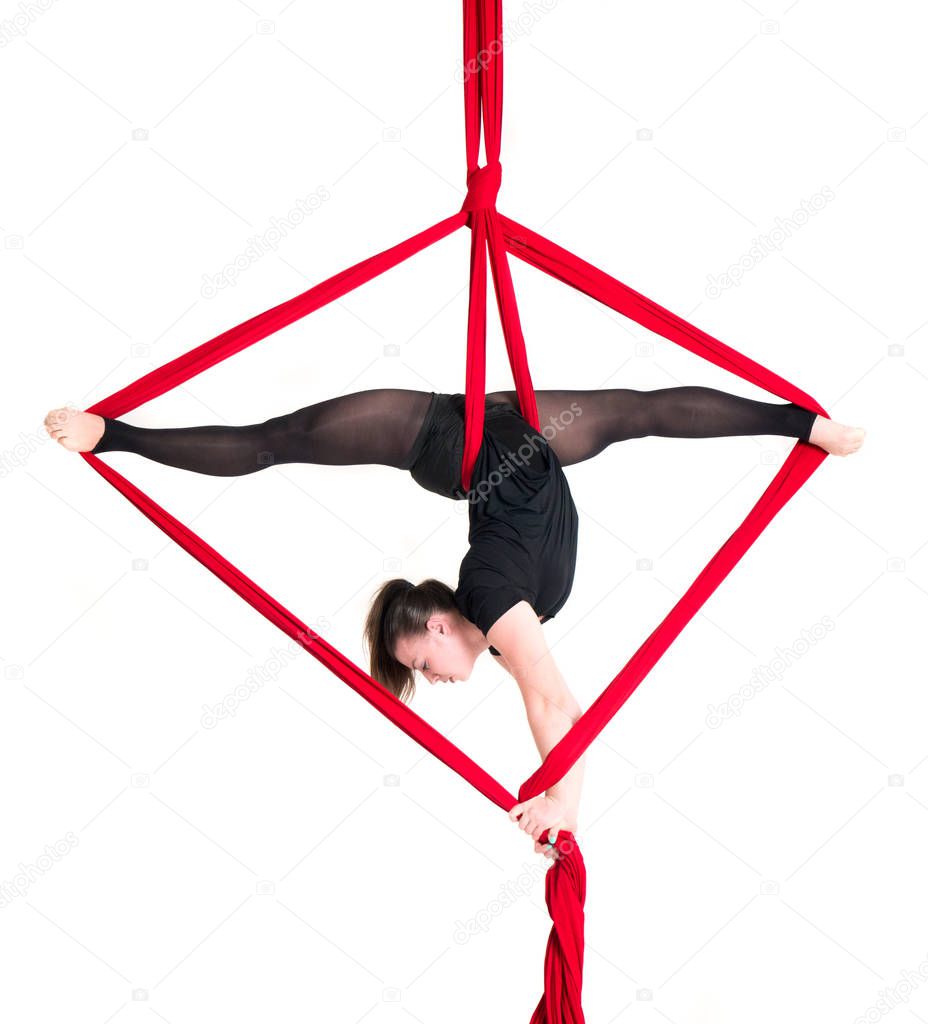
top-left (529, 832), bottom-right (586, 1023)
top-left (78, 2), bottom-right (829, 1019)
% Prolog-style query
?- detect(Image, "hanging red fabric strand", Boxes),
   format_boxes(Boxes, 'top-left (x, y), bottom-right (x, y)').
top-left (459, 0), bottom-right (540, 492)
top-left (78, 2), bottom-right (831, 1019)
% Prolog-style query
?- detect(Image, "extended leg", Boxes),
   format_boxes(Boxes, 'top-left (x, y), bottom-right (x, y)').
top-left (486, 386), bottom-right (817, 467)
top-left (90, 388), bottom-right (434, 476)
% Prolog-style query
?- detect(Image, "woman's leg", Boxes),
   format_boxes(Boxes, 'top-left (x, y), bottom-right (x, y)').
top-left (486, 386), bottom-right (817, 467)
top-left (89, 388), bottom-right (435, 475)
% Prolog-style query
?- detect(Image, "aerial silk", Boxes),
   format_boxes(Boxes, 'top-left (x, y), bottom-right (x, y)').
top-left (80, 2), bottom-right (830, 1020)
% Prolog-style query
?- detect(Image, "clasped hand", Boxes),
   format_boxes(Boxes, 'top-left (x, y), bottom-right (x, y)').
top-left (508, 794), bottom-right (569, 861)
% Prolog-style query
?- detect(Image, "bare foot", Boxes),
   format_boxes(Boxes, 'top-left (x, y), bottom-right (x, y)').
top-left (808, 415), bottom-right (866, 456)
top-left (44, 407), bottom-right (105, 452)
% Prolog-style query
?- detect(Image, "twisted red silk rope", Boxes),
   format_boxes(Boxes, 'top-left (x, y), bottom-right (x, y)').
top-left (80, 2), bottom-right (829, 1018)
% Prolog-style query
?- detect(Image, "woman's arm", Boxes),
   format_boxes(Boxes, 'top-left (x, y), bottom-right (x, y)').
top-left (487, 602), bottom-right (586, 833)
top-left (521, 701), bottom-right (585, 832)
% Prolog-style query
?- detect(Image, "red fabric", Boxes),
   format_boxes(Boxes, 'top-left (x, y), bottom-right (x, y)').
top-left (530, 832), bottom-right (586, 1023)
top-left (79, 2), bottom-right (830, 1019)
top-left (496, 213), bottom-right (828, 800)
top-left (458, 0), bottom-right (539, 491)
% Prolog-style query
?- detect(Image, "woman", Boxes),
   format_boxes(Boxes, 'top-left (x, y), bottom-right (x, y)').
top-left (44, 386), bottom-right (865, 859)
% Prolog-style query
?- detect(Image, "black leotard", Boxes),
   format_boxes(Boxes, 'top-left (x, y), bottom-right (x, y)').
top-left (399, 393), bottom-right (578, 656)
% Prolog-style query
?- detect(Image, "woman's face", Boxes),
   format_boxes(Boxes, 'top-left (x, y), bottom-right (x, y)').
top-left (393, 612), bottom-right (476, 686)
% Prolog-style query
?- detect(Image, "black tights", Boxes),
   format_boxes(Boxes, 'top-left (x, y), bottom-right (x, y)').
top-left (90, 386), bottom-right (817, 475)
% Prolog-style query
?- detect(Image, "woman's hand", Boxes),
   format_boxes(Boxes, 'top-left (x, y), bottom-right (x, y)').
top-left (509, 794), bottom-right (571, 860)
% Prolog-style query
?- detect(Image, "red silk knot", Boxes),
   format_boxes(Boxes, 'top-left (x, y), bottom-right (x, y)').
top-left (461, 160), bottom-right (502, 213)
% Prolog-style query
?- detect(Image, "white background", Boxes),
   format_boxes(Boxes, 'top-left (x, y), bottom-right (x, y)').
top-left (1, 1), bottom-right (925, 1021)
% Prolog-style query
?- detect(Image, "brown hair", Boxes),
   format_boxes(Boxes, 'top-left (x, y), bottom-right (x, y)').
top-left (363, 578), bottom-right (458, 704)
